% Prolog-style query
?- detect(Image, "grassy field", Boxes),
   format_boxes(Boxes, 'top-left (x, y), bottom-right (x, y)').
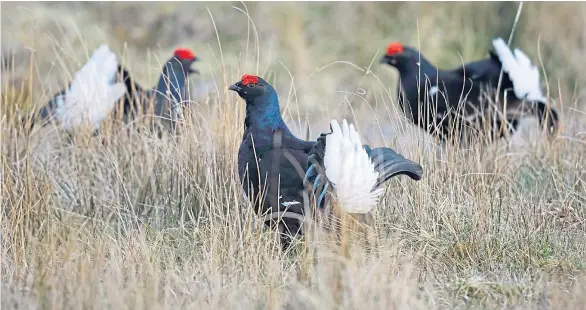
top-left (2, 2), bottom-right (586, 309)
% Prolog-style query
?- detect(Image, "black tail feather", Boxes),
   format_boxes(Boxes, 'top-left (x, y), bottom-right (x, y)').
top-left (364, 146), bottom-right (423, 188)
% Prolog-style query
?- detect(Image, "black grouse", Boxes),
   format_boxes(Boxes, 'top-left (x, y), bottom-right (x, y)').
top-left (229, 74), bottom-right (423, 249)
top-left (380, 38), bottom-right (560, 143)
top-left (30, 46), bottom-right (199, 134)
top-left (116, 48), bottom-right (199, 132)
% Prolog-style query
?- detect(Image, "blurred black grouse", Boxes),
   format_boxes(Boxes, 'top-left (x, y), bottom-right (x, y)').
top-left (380, 38), bottom-right (559, 142)
top-left (29, 46), bottom-right (199, 134)
top-left (117, 48), bottom-right (200, 132)
top-left (229, 74), bottom-right (423, 249)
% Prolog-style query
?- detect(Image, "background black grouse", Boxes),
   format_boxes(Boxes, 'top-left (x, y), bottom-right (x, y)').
top-left (380, 38), bottom-right (559, 143)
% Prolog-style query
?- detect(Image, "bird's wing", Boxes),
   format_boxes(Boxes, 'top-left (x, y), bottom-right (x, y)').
top-left (283, 134), bottom-right (316, 153)
top-left (450, 58), bottom-right (499, 82)
top-left (447, 46), bottom-right (517, 99)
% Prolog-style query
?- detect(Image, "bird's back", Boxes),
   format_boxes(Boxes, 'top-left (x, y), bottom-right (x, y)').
top-left (418, 56), bottom-right (517, 119)
top-left (450, 51), bottom-right (515, 93)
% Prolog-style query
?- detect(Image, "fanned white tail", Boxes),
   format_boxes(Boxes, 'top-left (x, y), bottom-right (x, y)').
top-left (324, 119), bottom-right (383, 214)
top-left (492, 37), bottom-right (546, 102)
top-left (54, 44), bottom-right (127, 131)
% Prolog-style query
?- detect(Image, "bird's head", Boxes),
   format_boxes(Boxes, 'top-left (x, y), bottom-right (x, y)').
top-left (170, 48), bottom-right (200, 75)
top-left (380, 42), bottom-right (418, 68)
top-left (229, 74), bottom-right (283, 129)
top-left (228, 74), bottom-right (274, 102)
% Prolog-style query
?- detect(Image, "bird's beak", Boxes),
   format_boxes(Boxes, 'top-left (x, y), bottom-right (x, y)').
top-left (380, 55), bottom-right (390, 63)
top-left (229, 83), bottom-right (242, 92)
top-left (187, 60), bottom-right (199, 75)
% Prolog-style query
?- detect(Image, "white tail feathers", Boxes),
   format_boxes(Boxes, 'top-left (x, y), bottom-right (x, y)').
top-left (492, 37), bottom-right (546, 103)
top-left (54, 44), bottom-right (127, 131)
top-left (324, 119), bottom-right (384, 214)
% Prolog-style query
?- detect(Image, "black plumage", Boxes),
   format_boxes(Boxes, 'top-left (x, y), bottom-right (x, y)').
top-left (230, 74), bottom-right (423, 249)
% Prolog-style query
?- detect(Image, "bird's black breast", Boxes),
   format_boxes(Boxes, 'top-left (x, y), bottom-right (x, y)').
top-left (398, 72), bottom-right (456, 129)
top-left (237, 129), bottom-right (314, 217)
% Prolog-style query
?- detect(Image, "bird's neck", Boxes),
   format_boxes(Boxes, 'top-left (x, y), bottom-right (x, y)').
top-left (156, 62), bottom-right (188, 104)
top-left (244, 92), bottom-right (287, 133)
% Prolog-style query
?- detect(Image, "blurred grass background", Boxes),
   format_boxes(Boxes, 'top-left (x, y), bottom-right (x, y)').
top-left (3, 2), bottom-right (586, 309)
top-left (3, 2), bottom-right (585, 116)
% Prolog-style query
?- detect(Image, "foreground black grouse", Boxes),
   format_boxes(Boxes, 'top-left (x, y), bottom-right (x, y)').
top-left (380, 38), bottom-right (560, 143)
top-left (229, 74), bottom-right (423, 249)
top-left (29, 47), bottom-right (199, 134)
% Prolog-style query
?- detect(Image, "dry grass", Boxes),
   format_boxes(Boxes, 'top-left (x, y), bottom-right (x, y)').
top-left (2, 2), bottom-right (586, 309)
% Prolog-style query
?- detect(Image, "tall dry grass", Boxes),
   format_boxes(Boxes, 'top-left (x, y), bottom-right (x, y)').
top-left (2, 2), bottom-right (586, 309)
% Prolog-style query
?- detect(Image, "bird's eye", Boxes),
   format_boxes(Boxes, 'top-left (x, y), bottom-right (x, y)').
top-left (247, 83), bottom-right (256, 88)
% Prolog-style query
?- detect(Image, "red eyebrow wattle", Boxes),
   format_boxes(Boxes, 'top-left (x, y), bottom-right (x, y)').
top-left (241, 74), bottom-right (259, 85)
top-left (174, 48), bottom-right (195, 60)
top-left (386, 42), bottom-right (404, 55)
